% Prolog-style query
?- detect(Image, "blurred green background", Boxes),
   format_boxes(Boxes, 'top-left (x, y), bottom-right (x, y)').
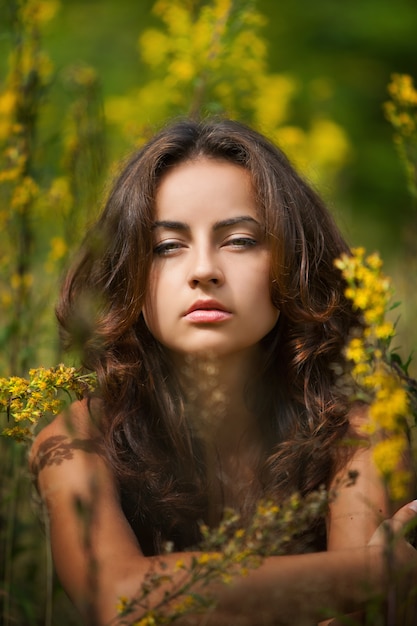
top-left (2, 0), bottom-right (416, 252)
top-left (23, 0), bottom-right (417, 252)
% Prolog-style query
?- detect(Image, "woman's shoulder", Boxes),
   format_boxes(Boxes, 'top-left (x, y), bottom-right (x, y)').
top-left (32, 397), bottom-right (102, 443)
top-left (29, 398), bottom-right (109, 496)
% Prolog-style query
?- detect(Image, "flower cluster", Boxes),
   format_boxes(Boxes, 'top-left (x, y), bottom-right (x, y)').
top-left (0, 0), bottom-right (106, 376)
top-left (384, 73), bottom-right (417, 200)
top-left (114, 489), bottom-right (329, 625)
top-left (335, 247), bottom-right (415, 500)
top-left (105, 0), bottom-right (349, 191)
top-left (0, 365), bottom-right (96, 441)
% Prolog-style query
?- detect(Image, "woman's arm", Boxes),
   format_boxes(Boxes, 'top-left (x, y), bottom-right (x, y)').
top-left (320, 404), bottom-right (415, 625)
top-left (30, 401), bottom-right (417, 626)
top-left (326, 404), bottom-right (407, 551)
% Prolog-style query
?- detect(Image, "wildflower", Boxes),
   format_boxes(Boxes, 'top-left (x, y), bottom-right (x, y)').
top-left (335, 248), bottom-right (414, 500)
top-left (116, 596), bottom-right (129, 615)
top-left (385, 74), bottom-right (417, 198)
top-left (197, 553), bottom-right (211, 566)
top-left (372, 434), bottom-right (409, 500)
top-left (345, 338), bottom-right (367, 364)
top-left (1, 366), bottom-right (97, 440)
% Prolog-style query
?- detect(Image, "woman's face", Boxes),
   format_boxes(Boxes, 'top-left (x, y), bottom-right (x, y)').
top-left (143, 158), bottom-right (279, 359)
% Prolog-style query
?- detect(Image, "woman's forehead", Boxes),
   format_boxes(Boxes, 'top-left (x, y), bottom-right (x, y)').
top-left (153, 157), bottom-right (259, 222)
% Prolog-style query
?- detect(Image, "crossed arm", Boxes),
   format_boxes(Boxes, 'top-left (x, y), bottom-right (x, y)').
top-left (30, 400), bottom-right (417, 626)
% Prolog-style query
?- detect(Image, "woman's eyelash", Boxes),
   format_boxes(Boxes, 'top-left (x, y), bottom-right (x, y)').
top-left (227, 237), bottom-right (257, 247)
top-left (153, 241), bottom-right (182, 255)
top-left (154, 237), bottom-right (257, 255)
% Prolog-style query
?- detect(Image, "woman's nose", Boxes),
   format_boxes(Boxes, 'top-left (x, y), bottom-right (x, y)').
top-left (187, 246), bottom-right (224, 288)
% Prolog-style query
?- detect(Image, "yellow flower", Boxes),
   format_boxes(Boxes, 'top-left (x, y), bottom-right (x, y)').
top-left (253, 74), bottom-right (298, 130)
top-left (345, 338), bottom-right (367, 364)
top-left (374, 321), bottom-right (395, 340)
top-left (197, 552), bottom-right (222, 566)
top-left (116, 595), bottom-right (129, 614)
top-left (372, 435), bottom-right (406, 475)
top-left (11, 177), bottom-right (39, 210)
top-left (44, 236), bottom-right (67, 272)
top-left (372, 434), bottom-right (410, 500)
top-left (365, 252), bottom-right (383, 270)
top-left (222, 573), bottom-right (233, 584)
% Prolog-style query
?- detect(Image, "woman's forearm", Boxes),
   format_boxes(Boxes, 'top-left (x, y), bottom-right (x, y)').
top-left (99, 546), bottom-right (384, 626)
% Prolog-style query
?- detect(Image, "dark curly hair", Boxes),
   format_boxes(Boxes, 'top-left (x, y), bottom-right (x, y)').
top-left (56, 118), bottom-right (359, 554)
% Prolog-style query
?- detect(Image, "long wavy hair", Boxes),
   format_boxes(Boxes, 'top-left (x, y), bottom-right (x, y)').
top-left (57, 118), bottom-right (359, 554)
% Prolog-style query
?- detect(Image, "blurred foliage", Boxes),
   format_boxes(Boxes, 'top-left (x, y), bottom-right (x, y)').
top-left (0, 0), bottom-right (411, 252)
top-left (104, 0), bottom-right (350, 193)
top-left (259, 0), bottom-right (417, 250)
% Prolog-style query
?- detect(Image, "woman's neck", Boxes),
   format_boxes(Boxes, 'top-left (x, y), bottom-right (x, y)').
top-left (174, 349), bottom-right (266, 525)
top-left (175, 349), bottom-right (263, 453)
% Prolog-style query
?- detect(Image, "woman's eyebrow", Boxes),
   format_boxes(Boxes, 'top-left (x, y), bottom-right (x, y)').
top-left (152, 216), bottom-right (259, 232)
top-left (213, 216), bottom-right (259, 231)
top-left (152, 220), bottom-right (189, 231)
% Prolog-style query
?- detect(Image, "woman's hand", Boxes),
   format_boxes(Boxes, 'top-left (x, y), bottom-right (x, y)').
top-left (368, 499), bottom-right (417, 558)
top-left (368, 500), bottom-right (417, 624)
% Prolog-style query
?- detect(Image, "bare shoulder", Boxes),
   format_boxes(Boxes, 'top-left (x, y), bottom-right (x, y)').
top-left (29, 400), bottom-right (100, 472)
top-left (29, 398), bottom-right (117, 505)
top-left (29, 400), bottom-right (145, 622)
top-left (32, 396), bottom-right (101, 441)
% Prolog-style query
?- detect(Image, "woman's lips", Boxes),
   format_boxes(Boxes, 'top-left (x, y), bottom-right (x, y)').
top-left (184, 309), bottom-right (232, 323)
top-left (184, 300), bottom-right (232, 323)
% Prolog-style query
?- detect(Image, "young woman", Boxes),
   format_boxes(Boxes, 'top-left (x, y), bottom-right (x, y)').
top-left (30, 119), bottom-right (417, 625)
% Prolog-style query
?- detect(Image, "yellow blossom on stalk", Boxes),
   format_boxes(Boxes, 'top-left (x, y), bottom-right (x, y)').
top-left (370, 388), bottom-right (409, 433)
top-left (116, 595), bottom-right (129, 615)
top-left (11, 177), bottom-right (40, 211)
top-left (335, 248), bottom-right (413, 500)
top-left (385, 74), bottom-right (417, 199)
top-left (44, 236), bottom-right (68, 272)
top-left (172, 595), bottom-right (197, 614)
top-left (20, 0), bottom-right (60, 26)
top-left (253, 74), bottom-right (298, 130)
top-left (345, 337), bottom-right (368, 365)
top-left (0, 90), bottom-right (16, 139)
top-left (0, 90), bottom-right (16, 116)
top-left (110, 494), bottom-right (329, 622)
top-left (43, 177), bottom-right (73, 216)
top-left (372, 435), bottom-right (410, 501)
top-left (10, 272), bottom-right (33, 290)
top-left (106, 0), bottom-right (349, 193)
top-left (1, 425), bottom-right (32, 441)
top-left (197, 552), bottom-right (222, 566)
top-left (334, 248), bottom-right (395, 343)
top-left (387, 73), bottom-right (417, 107)
top-left (0, 365), bottom-right (96, 440)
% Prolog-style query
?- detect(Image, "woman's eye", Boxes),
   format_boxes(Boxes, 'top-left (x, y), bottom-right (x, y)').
top-left (226, 237), bottom-right (257, 249)
top-left (153, 241), bottom-right (183, 256)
